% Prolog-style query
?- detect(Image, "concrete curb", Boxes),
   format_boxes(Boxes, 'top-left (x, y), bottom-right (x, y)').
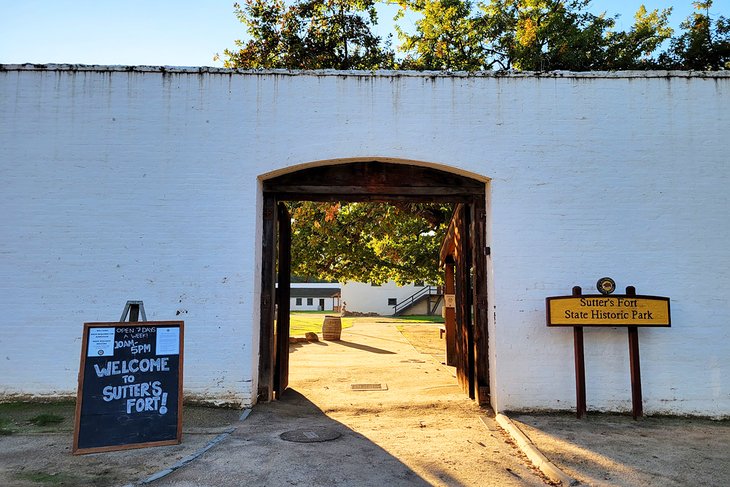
top-left (495, 413), bottom-right (579, 486)
top-left (124, 408), bottom-right (252, 486)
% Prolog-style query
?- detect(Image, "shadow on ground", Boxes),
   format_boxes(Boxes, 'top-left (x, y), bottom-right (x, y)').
top-left (153, 389), bottom-right (434, 487)
top-left (511, 412), bottom-right (730, 487)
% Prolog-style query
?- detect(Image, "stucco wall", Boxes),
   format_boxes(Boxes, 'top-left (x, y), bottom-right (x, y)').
top-left (341, 281), bottom-right (428, 315)
top-left (1, 66), bottom-right (728, 415)
top-left (289, 284), bottom-right (339, 311)
top-left (290, 298), bottom-right (337, 312)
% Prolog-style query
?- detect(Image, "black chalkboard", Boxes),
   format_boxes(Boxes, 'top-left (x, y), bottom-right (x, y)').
top-left (73, 321), bottom-right (184, 454)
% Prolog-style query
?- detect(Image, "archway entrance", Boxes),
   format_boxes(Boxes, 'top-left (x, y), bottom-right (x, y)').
top-left (258, 161), bottom-right (490, 405)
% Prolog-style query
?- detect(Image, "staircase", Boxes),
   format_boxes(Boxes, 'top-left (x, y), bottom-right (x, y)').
top-left (392, 286), bottom-right (442, 316)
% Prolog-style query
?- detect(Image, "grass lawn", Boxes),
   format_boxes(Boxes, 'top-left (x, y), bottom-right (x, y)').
top-left (0, 401), bottom-right (75, 435)
top-left (289, 311), bottom-right (354, 336)
top-left (389, 315), bottom-right (444, 323)
top-left (288, 311), bottom-right (443, 336)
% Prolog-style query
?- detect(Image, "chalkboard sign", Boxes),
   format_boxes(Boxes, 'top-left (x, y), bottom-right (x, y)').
top-left (73, 321), bottom-right (184, 454)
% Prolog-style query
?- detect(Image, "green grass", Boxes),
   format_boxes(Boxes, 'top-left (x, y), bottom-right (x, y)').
top-left (0, 417), bottom-right (15, 435)
top-left (289, 312), bottom-right (354, 336)
top-left (0, 401), bottom-right (75, 434)
top-left (287, 312), bottom-right (443, 336)
top-left (28, 413), bottom-right (64, 426)
top-left (15, 471), bottom-right (78, 485)
top-left (391, 314), bottom-right (444, 323)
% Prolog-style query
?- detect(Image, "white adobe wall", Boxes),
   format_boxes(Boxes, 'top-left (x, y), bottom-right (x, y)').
top-left (341, 281), bottom-right (426, 315)
top-left (400, 299), bottom-right (442, 317)
top-left (290, 298), bottom-right (335, 311)
top-left (1, 66), bottom-right (728, 416)
top-left (289, 283), bottom-right (339, 311)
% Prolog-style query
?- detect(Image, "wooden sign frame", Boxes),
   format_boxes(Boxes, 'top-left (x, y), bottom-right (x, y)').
top-left (545, 286), bottom-right (670, 419)
top-left (546, 294), bottom-right (671, 327)
top-left (73, 321), bottom-right (184, 454)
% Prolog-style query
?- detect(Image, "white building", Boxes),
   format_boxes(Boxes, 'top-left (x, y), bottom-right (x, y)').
top-left (289, 283), bottom-right (340, 311)
top-left (340, 281), bottom-right (442, 316)
top-left (1, 65), bottom-right (728, 417)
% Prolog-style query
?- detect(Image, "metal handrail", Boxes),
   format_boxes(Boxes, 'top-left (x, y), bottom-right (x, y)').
top-left (393, 286), bottom-right (440, 315)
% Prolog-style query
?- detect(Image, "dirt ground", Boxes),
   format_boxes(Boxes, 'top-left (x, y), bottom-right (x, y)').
top-left (152, 320), bottom-right (546, 486)
top-left (510, 413), bottom-right (730, 487)
top-left (0, 402), bottom-right (241, 486)
top-left (2, 319), bottom-right (729, 486)
top-left (282, 321), bottom-right (547, 486)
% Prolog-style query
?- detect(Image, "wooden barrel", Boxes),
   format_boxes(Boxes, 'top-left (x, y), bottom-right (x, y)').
top-left (322, 315), bottom-right (342, 341)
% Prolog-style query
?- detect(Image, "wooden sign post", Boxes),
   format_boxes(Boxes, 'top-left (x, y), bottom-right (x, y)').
top-left (546, 281), bottom-right (670, 420)
top-left (73, 312), bottom-right (184, 454)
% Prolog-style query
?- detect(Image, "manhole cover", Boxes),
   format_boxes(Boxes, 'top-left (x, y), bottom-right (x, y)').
top-left (350, 383), bottom-right (388, 391)
top-left (279, 427), bottom-right (342, 443)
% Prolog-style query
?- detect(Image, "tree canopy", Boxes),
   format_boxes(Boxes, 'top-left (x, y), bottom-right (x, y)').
top-left (216, 0), bottom-right (394, 69)
top-left (288, 202), bottom-right (452, 285)
top-left (659, 1), bottom-right (730, 69)
top-left (218, 0), bottom-right (730, 71)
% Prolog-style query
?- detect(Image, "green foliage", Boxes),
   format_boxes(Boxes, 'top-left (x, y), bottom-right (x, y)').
top-left (659, 1), bottom-right (730, 69)
top-left (288, 202), bottom-right (451, 285)
top-left (396, 0), bottom-right (487, 70)
top-left (398, 0), bottom-right (673, 70)
top-left (220, 0), bottom-right (728, 71)
top-left (603, 5), bottom-right (674, 69)
top-left (216, 0), bottom-right (394, 69)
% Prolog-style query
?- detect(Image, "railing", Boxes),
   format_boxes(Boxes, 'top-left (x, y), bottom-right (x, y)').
top-left (392, 286), bottom-right (441, 315)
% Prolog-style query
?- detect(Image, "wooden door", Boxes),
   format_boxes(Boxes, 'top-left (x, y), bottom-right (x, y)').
top-left (470, 197), bottom-right (490, 405)
top-left (441, 201), bottom-right (490, 404)
top-left (273, 202), bottom-right (292, 398)
top-left (450, 204), bottom-right (475, 398)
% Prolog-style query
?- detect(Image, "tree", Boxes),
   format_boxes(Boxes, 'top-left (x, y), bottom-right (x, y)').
top-left (215, 0), bottom-right (394, 69)
top-left (395, 0), bottom-right (488, 70)
top-left (288, 201), bottom-right (452, 285)
top-left (603, 5), bottom-right (674, 69)
top-left (658, 1), bottom-right (730, 70)
top-left (396, 0), bottom-right (673, 71)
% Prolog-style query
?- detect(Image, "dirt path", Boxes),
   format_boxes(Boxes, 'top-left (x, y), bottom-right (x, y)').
top-left (154, 320), bottom-right (546, 486)
top-left (510, 413), bottom-right (730, 486)
top-left (285, 320), bottom-right (546, 486)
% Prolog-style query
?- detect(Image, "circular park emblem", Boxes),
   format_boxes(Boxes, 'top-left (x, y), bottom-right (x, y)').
top-left (597, 277), bottom-right (616, 295)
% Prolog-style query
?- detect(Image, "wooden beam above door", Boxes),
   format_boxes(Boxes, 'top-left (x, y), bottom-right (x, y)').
top-left (263, 162), bottom-right (485, 202)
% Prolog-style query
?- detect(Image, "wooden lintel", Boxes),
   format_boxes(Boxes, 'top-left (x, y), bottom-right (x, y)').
top-left (269, 192), bottom-right (476, 204)
top-left (263, 161), bottom-right (485, 204)
top-left (264, 184), bottom-right (483, 197)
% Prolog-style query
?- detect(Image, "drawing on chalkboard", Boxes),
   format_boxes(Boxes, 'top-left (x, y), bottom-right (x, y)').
top-left (73, 321), bottom-right (184, 455)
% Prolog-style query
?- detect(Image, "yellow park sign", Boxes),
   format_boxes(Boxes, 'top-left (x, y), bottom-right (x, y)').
top-left (546, 295), bottom-right (671, 327)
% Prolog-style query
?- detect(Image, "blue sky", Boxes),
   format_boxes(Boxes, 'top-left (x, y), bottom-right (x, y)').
top-left (1, 1), bottom-right (725, 67)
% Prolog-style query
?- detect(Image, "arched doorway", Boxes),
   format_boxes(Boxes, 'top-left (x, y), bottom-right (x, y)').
top-left (257, 161), bottom-right (490, 405)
